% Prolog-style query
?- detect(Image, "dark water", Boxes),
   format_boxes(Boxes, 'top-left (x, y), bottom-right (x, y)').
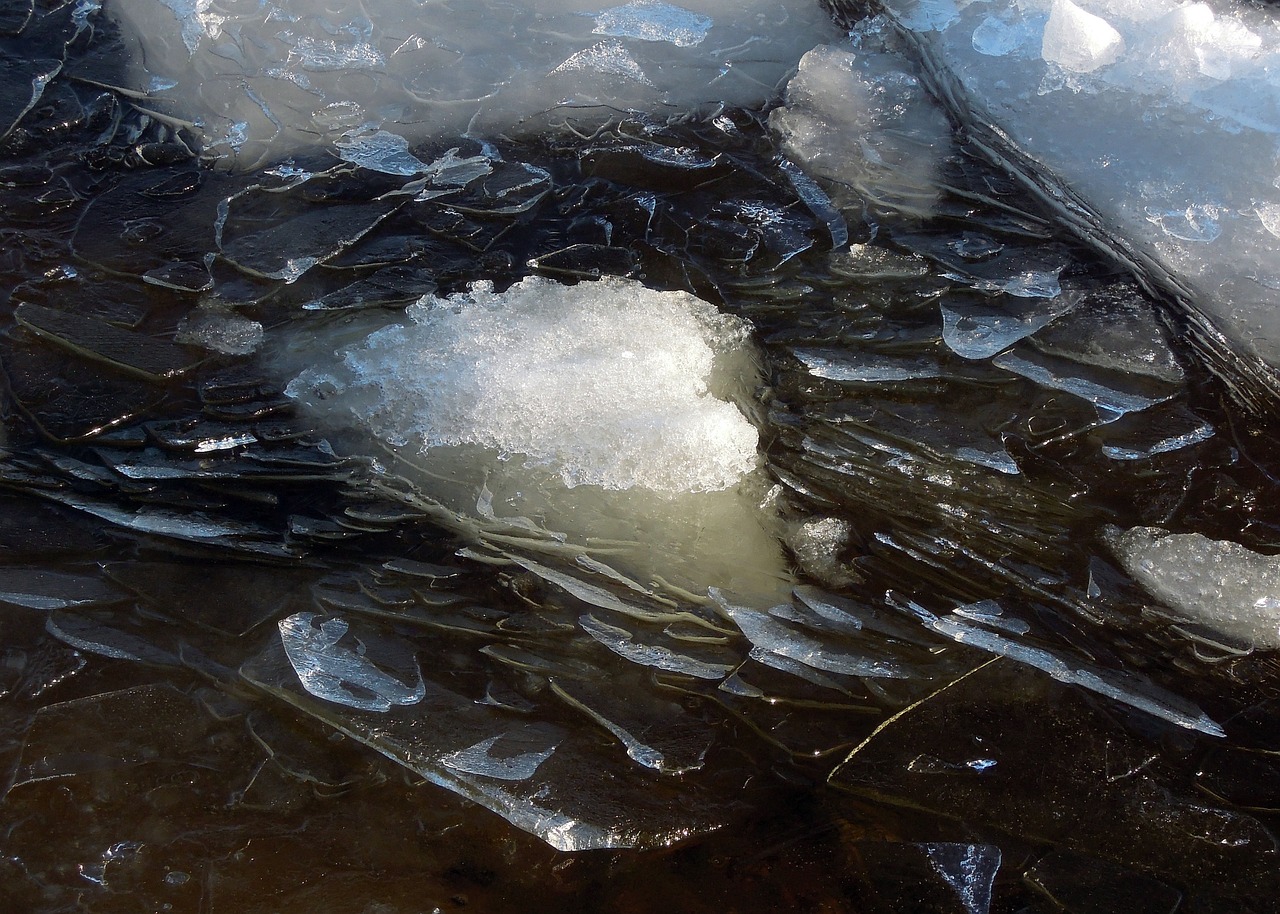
top-left (1, 2), bottom-right (1279, 912)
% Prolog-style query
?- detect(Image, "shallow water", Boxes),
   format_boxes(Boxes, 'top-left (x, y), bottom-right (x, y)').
top-left (1, 1), bottom-right (1279, 912)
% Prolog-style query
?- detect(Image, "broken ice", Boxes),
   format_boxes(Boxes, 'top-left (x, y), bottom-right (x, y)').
top-left (865, 0), bottom-right (1280, 408)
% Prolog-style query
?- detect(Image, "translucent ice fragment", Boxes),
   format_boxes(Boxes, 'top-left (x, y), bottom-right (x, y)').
top-left (711, 589), bottom-right (911, 679)
top-left (770, 40), bottom-right (954, 219)
top-left (902, 599), bottom-right (1224, 736)
top-left (992, 349), bottom-right (1170, 419)
top-left (942, 295), bottom-right (1074, 360)
top-left (593, 1), bottom-right (712, 47)
top-left (795, 348), bottom-right (942, 383)
top-left (972, 14), bottom-right (1037, 58)
top-left (552, 39), bottom-right (654, 86)
top-left (923, 844), bottom-right (1002, 914)
top-left (278, 612), bottom-right (426, 712)
top-left (334, 129), bottom-right (429, 176)
top-left (441, 729), bottom-right (558, 781)
top-left (176, 307), bottom-right (264, 355)
top-left (1145, 203), bottom-right (1223, 243)
top-left (1110, 526), bottom-right (1280, 649)
top-left (1042, 0), bottom-right (1125, 73)
top-left (580, 614), bottom-right (733, 680)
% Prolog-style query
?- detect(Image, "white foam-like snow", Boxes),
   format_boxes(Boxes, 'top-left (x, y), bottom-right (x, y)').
top-left (291, 276), bottom-right (758, 493)
top-left (283, 276), bottom-right (789, 602)
top-left (103, 0), bottom-right (840, 167)
top-left (1111, 526), bottom-right (1280, 649)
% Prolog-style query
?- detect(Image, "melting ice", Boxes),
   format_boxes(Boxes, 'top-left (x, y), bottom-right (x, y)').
top-left (284, 276), bottom-right (791, 603)
top-left (104, 0), bottom-right (840, 167)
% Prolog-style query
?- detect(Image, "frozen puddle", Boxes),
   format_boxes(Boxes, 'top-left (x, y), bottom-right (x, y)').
top-left (282, 275), bottom-right (791, 604)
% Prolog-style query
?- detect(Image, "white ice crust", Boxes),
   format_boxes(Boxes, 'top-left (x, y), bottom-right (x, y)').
top-left (874, 0), bottom-right (1280, 385)
top-left (1112, 525), bottom-right (1280, 649)
top-left (289, 276), bottom-right (759, 494)
top-left (103, 0), bottom-right (840, 167)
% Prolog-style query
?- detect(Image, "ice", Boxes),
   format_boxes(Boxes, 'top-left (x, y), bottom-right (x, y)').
top-left (923, 844), bottom-right (1002, 914)
top-left (868, 0), bottom-right (1280, 409)
top-left (1042, 0), bottom-right (1125, 72)
top-left (592, 1), bottom-right (712, 47)
top-left (1110, 526), bottom-right (1280, 649)
top-left (105, 0), bottom-right (840, 167)
top-left (175, 307), bottom-right (264, 355)
top-left (277, 612), bottom-right (426, 712)
top-left (292, 276), bottom-right (755, 493)
top-left (770, 37), bottom-right (955, 218)
top-left (894, 597), bottom-right (1225, 736)
top-left (992, 349), bottom-right (1171, 420)
top-left (579, 614), bottom-right (734, 680)
top-left (941, 294), bottom-right (1075, 360)
top-left (795, 348), bottom-right (943, 383)
top-left (283, 275), bottom-right (790, 603)
top-left (333, 129), bottom-right (429, 176)
top-left (441, 729), bottom-right (559, 781)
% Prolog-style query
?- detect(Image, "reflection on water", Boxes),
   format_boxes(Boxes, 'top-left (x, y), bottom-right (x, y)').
top-left (0, 0), bottom-right (1279, 911)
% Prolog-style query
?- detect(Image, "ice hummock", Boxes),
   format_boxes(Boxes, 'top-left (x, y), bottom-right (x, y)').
top-left (102, 0), bottom-right (841, 167)
top-left (283, 275), bottom-right (790, 602)
top-left (830, 0), bottom-right (1280, 410)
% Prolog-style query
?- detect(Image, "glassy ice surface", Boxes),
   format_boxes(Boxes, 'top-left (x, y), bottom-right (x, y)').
top-left (1, 0), bottom-right (1279, 909)
top-left (103, 0), bottom-right (841, 167)
top-left (870, 0), bottom-right (1280, 407)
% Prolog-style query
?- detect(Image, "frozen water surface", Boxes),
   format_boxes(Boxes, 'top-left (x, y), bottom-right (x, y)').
top-left (1, 0), bottom-right (1279, 909)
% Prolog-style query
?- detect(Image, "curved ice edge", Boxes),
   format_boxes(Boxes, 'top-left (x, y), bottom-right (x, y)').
top-left (823, 0), bottom-right (1280, 416)
top-left (889, 595), bottom-right (1226, 738)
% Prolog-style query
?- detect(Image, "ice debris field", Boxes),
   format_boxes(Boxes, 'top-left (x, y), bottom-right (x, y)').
top-left (99, 0), bottom-right (1280, 659)
top-left (3, 0), bottom-right (1279, 897)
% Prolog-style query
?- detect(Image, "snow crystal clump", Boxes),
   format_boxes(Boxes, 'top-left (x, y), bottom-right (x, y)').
top-left (1111, 526), bottom-right (1280, 649)
top-left (288, 276), bottom-right (759, 495)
